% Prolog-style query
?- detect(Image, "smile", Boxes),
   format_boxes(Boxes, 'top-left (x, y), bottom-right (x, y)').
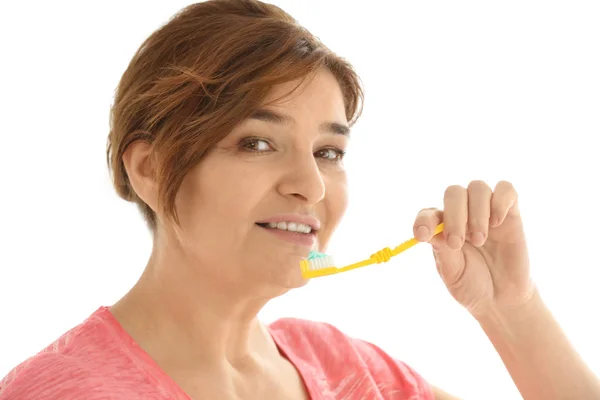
top-left (257, 221), bottom-right (313, 234)
top-left (256, 222), bottom-right (317, 247)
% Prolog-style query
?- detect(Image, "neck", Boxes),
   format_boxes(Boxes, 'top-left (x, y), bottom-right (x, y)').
top-left (110, 241), bottom-right (281, 373)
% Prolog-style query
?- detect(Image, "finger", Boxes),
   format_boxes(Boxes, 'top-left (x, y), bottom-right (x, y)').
top-left (491, 180), bottom-right (519, 227)
top-left (443, 185), bottom-right (468, 250)
top-left (467, 180), bottom-right (492, 247)
top-left (428, 227), bottom-right (466, 289)
top-left (413, 208), bottom-right (443, 242)
top-left (414, 206), bottom-right (464, 285)
top-left (431, 242), bottom-right (466, 287)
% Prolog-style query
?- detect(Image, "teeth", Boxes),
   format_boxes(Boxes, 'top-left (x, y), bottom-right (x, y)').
top-left (300, 225), bottom-right (312, 234)
top-left (264, 221), bottom-right (312, 234)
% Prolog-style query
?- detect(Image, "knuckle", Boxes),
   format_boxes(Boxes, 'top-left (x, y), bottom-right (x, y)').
top-left (468, 217), bottom-right (488, 231)
top-left (496, 180), bottom-right (515, 192)
top-left (468, 180), bottom-right (491, 193)
top-left (468, 179), bottom-right (486, 188)
top-left (415, 207), bottom-right (439, 224)
top-left (444, 184), bottom-right (465, 198)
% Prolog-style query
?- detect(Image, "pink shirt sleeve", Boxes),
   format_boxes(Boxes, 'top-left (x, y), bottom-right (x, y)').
top-left (269, 318), bottom-right (434, 399)
top-left (349, 337), bottom-right (434, 399)
top-left (0, 353), bottom-right (107, 400)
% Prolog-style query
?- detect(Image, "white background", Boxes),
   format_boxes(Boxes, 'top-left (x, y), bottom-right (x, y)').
top-left (1, 1), bottom-right (599, 399)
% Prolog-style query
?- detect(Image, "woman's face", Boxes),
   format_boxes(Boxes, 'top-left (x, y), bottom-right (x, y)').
top-left (171, 68), bottom-right (350, 291)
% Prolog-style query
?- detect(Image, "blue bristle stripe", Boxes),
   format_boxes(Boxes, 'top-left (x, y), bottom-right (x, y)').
top-left (307, 251), bottom-right (328, 260)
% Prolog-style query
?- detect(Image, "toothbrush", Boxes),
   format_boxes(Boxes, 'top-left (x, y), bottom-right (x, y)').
top-left (300, 223), bottom-right (445, 279)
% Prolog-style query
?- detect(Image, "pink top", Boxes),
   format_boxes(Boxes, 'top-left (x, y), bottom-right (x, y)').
top-left (0, 307), bottom-right (434, 399)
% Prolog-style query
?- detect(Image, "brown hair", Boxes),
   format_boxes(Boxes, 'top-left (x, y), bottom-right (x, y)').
top-left (107, 0), bottom-right (364, 230)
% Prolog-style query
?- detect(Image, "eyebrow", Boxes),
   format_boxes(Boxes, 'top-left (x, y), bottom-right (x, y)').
top-left (249, 109), bottom-right (351, 136)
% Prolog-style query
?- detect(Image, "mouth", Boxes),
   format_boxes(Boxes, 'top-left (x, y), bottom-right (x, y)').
top-left (255, 221), bottom-right (316, 235)
top-left (255, 214), bottom-right (321, 248)
top-left (256, 221), bottom-right (318, 248)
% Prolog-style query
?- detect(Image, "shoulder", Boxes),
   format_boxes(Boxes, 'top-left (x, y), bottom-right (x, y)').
top-left (269, 317), bottom-right (349, 346)
top-left (0, 307), bottom-right (134, 400)
top-left (269, 317), bottom-right (364, 360)
top-left (269, 317), bottom-right (417, 369)
top-left (0, 352), bottom-right (107, 400)
top-left (269, 318), bottom-right (434, 399)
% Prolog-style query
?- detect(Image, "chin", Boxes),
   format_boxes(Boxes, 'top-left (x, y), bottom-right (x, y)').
top-left (239, 245), bottom-right (311, 291)
top-left (260, 258), bottom-right (311, 293)
top-left (269, 276), bottom-right (309, 299)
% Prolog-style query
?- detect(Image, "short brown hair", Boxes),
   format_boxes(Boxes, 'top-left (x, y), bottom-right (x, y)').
top-left (107, 0), bottom-right (364, 230)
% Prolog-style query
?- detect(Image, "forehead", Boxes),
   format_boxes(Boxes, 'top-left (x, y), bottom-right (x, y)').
top-left (248, 108), bottom-right (350, 137)
top-left (260, 69), bottom-right (347, 121)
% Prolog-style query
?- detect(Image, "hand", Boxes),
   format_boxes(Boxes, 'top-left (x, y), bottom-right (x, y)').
top-left (413, 180), bottom-right (536, 318)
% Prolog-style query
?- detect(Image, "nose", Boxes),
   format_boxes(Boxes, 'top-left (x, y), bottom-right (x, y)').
top-left (276, 152), bottom-right (325, 205)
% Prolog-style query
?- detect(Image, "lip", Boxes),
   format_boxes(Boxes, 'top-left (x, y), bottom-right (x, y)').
top-left (257, 213), bottom-right (321, 232)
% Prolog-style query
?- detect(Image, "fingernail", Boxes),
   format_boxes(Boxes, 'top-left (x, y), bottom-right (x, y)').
top-left (471, 232), bottom-right (485, 246)
top-left (447, 234), bottom-right (463, 249)
top-left (416, 226), bottom-right (430, 240)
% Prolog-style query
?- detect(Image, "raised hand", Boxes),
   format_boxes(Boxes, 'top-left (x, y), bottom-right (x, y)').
top-left (414, 180), bottom-right (536, 317)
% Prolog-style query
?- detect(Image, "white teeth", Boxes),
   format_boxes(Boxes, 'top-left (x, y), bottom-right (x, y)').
top-left (264, 221), bottom-right (312, 234)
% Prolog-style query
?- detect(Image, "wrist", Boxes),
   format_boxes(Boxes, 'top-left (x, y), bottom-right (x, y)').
top-left (475, 286), bottom-right (545, 335)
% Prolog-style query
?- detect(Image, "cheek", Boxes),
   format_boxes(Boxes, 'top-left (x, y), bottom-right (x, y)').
top-left (318, 184), bottom-right (347, 251)
top-left (173, 172), bottom-right (257, 256)
top-left (325, 174), bottom-right (349, 227)
top-left (178, 162), bottom-right (267, 229)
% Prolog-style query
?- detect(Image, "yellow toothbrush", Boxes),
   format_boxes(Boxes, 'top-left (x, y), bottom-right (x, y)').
top-left (300, 223), bottom-right (445, 279)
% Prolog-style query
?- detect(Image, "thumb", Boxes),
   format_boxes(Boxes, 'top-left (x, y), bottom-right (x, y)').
top-left (429, 234), bottom-right (466, 287)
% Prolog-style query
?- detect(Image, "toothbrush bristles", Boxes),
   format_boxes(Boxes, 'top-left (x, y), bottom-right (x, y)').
top-left (307, 255), bottom-right (336, 270)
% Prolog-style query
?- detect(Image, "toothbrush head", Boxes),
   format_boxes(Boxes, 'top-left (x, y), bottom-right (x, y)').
top-left (300, 251), bottom-right (338, 279)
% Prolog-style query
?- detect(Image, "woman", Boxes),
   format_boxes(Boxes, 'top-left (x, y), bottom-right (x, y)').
top-left (1, 1), bottom-right (598, 399)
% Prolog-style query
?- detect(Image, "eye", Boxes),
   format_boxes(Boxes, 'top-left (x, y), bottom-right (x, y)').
top-left (240, 137), bottom-right (273, 153)
top-left (315, 148), bottom-right (346, 162)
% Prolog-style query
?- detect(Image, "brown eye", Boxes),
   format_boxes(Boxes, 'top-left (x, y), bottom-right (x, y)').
top-left (315, 148), bottom-right (345, 162)
top-left (241, 138), bottom-right (272, 152)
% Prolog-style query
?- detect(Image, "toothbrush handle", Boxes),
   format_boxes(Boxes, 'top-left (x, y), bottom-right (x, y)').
top-left (392, 222), bottom-right (445, 256)
top-left (335, 223), bottom-right (445, 275)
